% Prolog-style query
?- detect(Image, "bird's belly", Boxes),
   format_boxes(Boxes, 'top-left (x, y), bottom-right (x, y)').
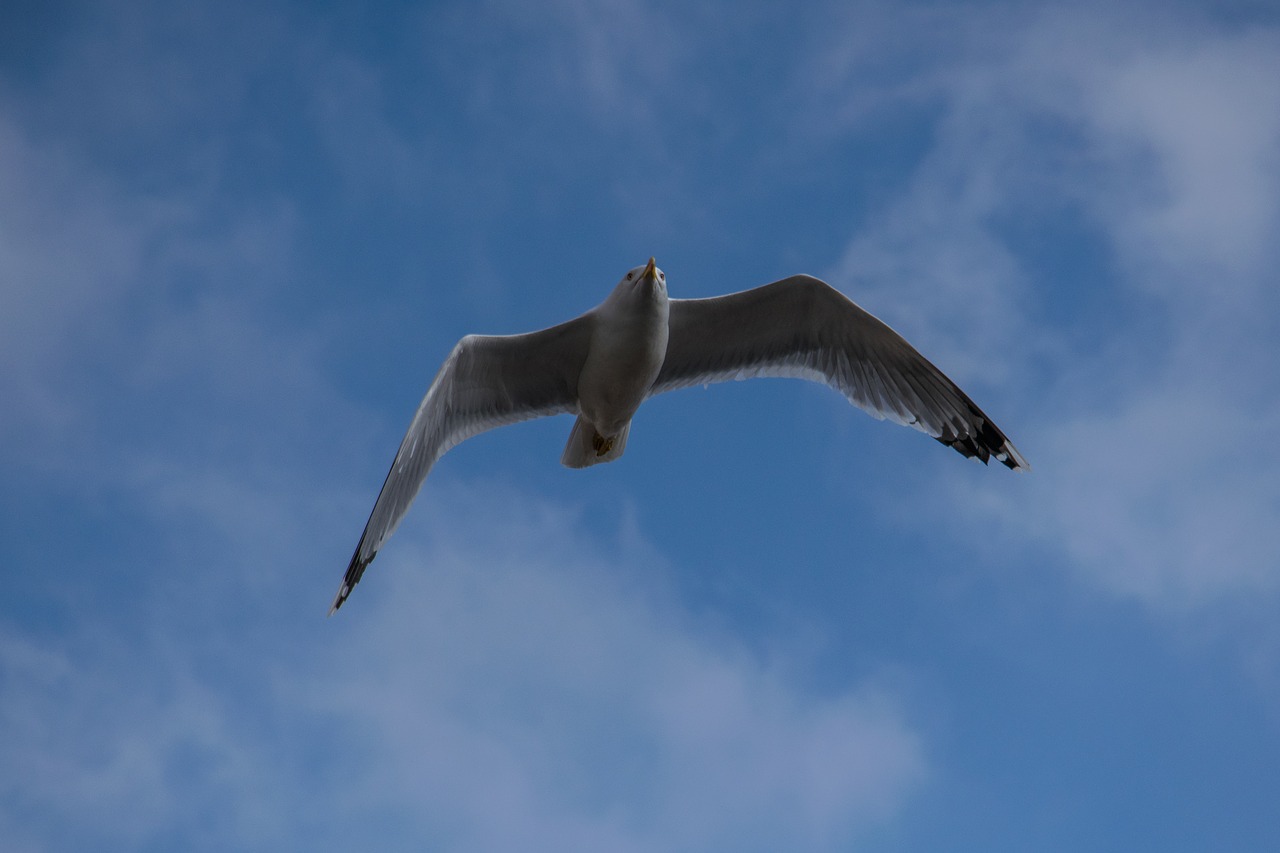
top-left (578, 332), bottom-right (667, 433)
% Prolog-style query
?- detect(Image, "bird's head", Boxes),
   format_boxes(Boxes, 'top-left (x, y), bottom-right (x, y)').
top-left (619, 256), bottom-right (666, 294)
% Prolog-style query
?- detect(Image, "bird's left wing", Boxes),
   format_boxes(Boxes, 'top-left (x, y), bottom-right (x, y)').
top-left (330, 314), bottom-right (594, 614)
top-left (650, 275), bottom-right (1028, 470)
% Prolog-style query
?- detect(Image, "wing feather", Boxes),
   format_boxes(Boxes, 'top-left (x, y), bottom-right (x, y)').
top-left (650, 275), bottom-right (1028, 470)
top-left (330, 314), bottom-right (594, 613)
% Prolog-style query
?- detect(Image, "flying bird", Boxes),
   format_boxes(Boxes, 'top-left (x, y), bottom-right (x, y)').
top-left (330, 258), bottom-right (1028, 613)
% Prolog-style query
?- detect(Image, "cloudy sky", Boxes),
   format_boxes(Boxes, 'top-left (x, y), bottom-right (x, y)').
top-left (3, 0), bottom-right (1279, 850)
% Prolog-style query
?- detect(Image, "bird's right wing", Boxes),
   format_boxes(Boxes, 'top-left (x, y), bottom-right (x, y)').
top-left (330, 314), bottom-right (594, 614)
top-left (651, 275), bottom-right (1028, 470)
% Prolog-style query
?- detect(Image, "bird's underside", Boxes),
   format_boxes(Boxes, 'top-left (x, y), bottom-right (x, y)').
top-left (329, 266), bottom-right (1028, 614)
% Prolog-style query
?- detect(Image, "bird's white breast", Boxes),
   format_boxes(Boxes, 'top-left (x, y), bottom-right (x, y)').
top-left (577, 282), bottom-right (670, 434)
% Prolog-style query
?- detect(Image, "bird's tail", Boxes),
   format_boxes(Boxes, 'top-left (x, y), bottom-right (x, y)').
top-left (561, 416), bottom-right (630, 468)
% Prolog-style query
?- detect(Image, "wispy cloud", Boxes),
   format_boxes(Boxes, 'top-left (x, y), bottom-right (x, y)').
top-left (300, 485), bottom-right (927, 851)
top-left (0, 113), bottom-right (160, 460)
top-left (1, 483), bottom-right (926, 852)
top-left (5, 2), bottom-right (1279, 849)
top-left (819, 7), bottom-right (1280, 610)
top-left (462, 0), bottom-right (684, 126)
top-left (1084, 27), bottom-right (1280, 282)
top-left (1004, 13), bottom-right (1280, 608)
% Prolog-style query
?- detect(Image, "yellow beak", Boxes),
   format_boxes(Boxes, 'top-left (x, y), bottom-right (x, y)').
top-left (642, 256), bottom-right (657, 281)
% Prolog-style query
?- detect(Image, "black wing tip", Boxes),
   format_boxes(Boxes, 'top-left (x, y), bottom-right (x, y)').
top-left (328, 546), bottom-right (376, 616)
top-left (327, 586), bottom-right (349, 617)
top-left (937, 418), bottom-right (1030, 472)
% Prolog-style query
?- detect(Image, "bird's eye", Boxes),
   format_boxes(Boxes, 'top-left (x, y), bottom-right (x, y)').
top-left (658, 272), bottom-right (665, 281)
top-left (626, 273), bottom-right (633, 280)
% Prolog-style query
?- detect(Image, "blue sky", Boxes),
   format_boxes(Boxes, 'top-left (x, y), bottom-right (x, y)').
top-left (3, 0), bottom-right (1279, 850)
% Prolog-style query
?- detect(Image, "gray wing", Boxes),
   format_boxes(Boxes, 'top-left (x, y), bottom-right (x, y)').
top-left (650, 275), bottom-right (1028, 470)
top-left (330, 314), bottom-right (595, 614)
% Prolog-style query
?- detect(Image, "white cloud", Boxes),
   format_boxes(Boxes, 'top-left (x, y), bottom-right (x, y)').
top-left (1004, 14), bottom-right (1280, 607)
top-left (0, 40), bottom-right (366, 491)
top-left (1085, 28), bottom-right (1280, 282)
top-left (0, 624), bottom-right (282, 850)
top-left (819, 6), bottom-right (1280, 612)
top-left (829, 141), bottom-right (1033, 386)
top-left (981, 385), bottom-right (1280, 608)
top-left (311, 484), bottom-right (927, 852)
top-left (0, 116), bottom-right (154, 450)
top-left (0, 482), bottom-right (926, 852)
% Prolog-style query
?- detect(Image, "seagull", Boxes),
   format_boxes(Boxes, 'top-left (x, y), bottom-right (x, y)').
top-left (330, 258), bottom-right (1028, 614)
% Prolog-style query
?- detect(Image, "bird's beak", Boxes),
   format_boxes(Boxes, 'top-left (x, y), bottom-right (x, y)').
top-left (642, 256), bottom-right (657, 281)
